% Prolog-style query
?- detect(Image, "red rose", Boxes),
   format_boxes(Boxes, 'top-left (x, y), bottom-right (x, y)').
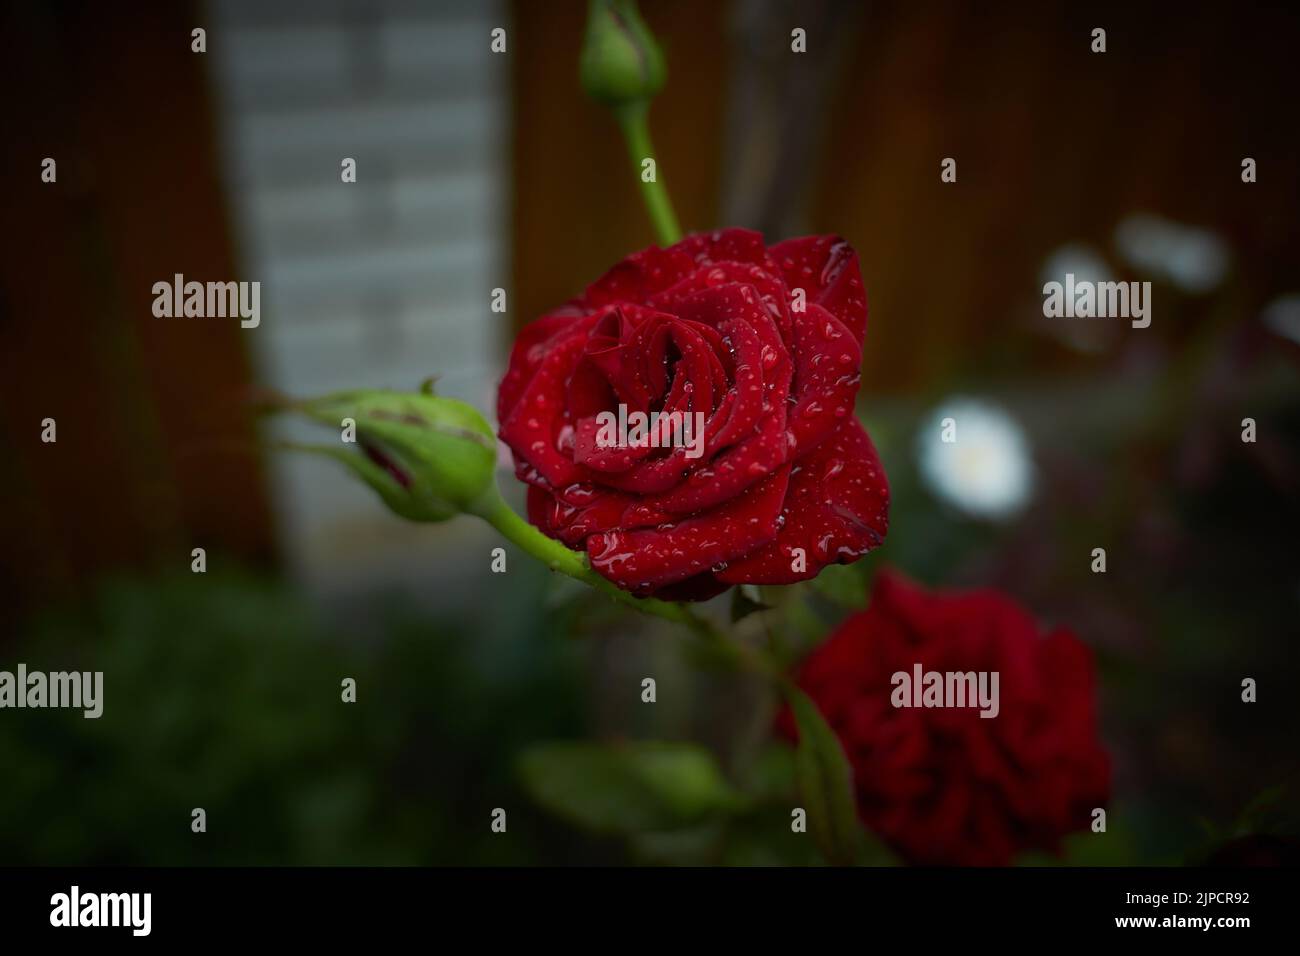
top-left (783, 571), bottom-right (1109, 865)
top-left (497, 228), bottom-right (889, 600)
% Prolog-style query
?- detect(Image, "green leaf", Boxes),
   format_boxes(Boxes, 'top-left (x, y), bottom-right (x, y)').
top-left (730, 584), bottom-right (771, 624)
top-left (787, 687), bottom-right (869, 865)
top-left (810, 563), bottom-right (868, 608)
top-left (518, 741), bottom-right (746, 835)
top-left (738, 743), bottom-right (797, 799)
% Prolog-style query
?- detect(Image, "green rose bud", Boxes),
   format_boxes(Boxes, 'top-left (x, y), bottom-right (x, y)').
top-left (580, 0), bottom-right (666, 107)
top-left (284, 388), bottom-right (497, 523)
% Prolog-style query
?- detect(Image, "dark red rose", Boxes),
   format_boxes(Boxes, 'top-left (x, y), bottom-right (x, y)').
top-left (782, 570), bottom-right (1110, 865)
top-left (497, 228), bottom-right (889, 600)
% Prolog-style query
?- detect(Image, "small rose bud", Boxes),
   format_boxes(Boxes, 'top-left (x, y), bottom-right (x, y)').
top-left (580, 0), bottom-right (666, 108)
top-left (287, 389), bottom-right (497, 523)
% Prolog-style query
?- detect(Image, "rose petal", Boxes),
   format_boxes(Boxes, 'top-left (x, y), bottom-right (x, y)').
top-left (619, 294), bottom-right (793, 514)
top-left (499, 322), bottom-right (594, 488)
top-left (670, 228), bottom-right (771, 268)
top-left (584, 245), bottom-right (696, 307)
top-left (586, 466), bottom-right (790, 592)
top-left (650, 259), bottom-right (792, 338)
top-left (718, 418), bottom-right (887, 584)
top-left (497, 308), bottom-right (589, 422)
top-left (658, 283), bottom-right (791, 445)
top-left (577, 307), bottom-right (653, 409)
top-left (527, 482), bottom-right (638, 548)
top-left (769, 234), bottom-right (868, 342)
top-left (787, 303), bottom-right (862, 454)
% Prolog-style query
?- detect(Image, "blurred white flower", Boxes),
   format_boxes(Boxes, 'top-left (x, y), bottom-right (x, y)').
top-left (1039, 243), bottom-right (1118, 353)
top-left (1114, 214), bottom-right (1230, 293)
top-left (917, 398), bottom-right (1034, 519)
top-left (1261, 294), bottom-right (1300, 346)
top-left (1040, 243), bottom-right (1115, 290)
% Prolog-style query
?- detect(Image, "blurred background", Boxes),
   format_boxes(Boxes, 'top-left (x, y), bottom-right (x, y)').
top-left (1, 0), bottom-right (1297, 865)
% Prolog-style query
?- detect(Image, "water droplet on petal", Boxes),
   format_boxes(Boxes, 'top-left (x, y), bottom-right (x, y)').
top-left (556, 423), bottom-right (575, 452)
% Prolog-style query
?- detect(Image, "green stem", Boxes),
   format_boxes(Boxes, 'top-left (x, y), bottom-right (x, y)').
top-left (614, 101), bottom-right (682, 245)
top-left (470, 483), bottom-right (784, 683)
top-left (473, 481), bottom-right (795, 691)
top-left (471, 484), bottom-right (703, 628)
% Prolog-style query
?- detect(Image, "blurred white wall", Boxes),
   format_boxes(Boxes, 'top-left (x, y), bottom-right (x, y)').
top-left (205, 0), bottom-right (510, 601)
